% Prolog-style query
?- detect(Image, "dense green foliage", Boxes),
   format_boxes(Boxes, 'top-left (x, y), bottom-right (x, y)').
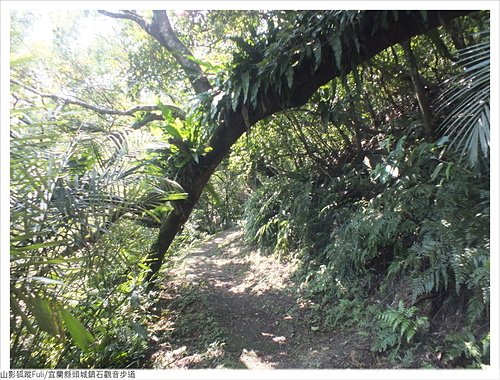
top-left (239, 14), bottom-right (490, 366)
top-left (9, 11), bottom-right (183, 367)
top-left (8, 9), bottom-right (490, 369)
top-left (9, 77), bottom-right (167, 368)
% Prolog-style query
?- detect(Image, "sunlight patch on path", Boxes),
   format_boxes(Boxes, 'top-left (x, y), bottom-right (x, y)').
top-left (239, 349), bottom-right (275, 369)
top-left (173, 227), bottom-right (299, 296)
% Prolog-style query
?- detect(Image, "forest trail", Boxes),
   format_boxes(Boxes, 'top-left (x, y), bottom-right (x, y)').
top-left (142, 228), bottom-right (386, 369)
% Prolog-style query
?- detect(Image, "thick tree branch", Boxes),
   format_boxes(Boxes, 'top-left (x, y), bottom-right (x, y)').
top-left (99, 10), bottom-right (212, 94)
top-left (11, 79), bottom-right (186, 122)
top-left (150, 11), bottom-right (212, 94)
top-left (143, 10), bottom-right (473, 287)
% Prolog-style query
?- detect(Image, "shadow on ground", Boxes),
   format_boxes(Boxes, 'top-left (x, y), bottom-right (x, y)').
top-left (141, 228), bottom-right (386, 369)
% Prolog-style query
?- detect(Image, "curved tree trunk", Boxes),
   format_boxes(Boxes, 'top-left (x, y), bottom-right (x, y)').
top-left (139, 10), bottom-right (472, 287)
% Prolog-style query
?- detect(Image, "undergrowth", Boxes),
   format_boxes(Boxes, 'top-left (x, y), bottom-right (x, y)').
top-left (144, 283), bottom-right (238, 369)
top-left (244, 136), bottom-right (490, 368)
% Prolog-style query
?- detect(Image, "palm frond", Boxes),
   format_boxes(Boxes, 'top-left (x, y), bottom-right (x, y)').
top-left (437, 36), bottom-right (490, 169)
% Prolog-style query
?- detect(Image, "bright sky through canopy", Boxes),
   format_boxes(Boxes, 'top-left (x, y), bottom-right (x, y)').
top-left (24, 10), bottom-right (118, 52)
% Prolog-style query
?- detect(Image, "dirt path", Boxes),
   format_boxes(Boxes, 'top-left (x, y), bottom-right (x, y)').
top-left (142, 228), bottom-right (386, 369)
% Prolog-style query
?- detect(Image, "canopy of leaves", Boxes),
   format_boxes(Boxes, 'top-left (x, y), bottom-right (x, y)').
top-left (7, 9), bottom-right (490, 369)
